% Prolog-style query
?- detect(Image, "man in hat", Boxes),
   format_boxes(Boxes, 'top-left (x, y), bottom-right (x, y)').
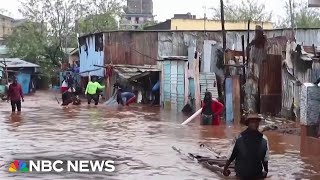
top-left (223, 114), bottom-right (269, 179)
top-left (7, 77), bottom-right (24, 112)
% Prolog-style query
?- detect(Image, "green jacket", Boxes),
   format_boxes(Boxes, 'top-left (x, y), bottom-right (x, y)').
top-left (85, 81), bottom-right (105, 95)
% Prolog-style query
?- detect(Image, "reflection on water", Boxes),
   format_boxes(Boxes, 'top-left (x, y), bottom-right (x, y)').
top-left (0, 91), bottom-right (319, 179)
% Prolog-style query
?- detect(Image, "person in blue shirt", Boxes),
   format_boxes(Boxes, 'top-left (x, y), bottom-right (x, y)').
top-left (116, 88), bottom-right (136, 106)
top-left (151, 80), bottom-right (160, 105)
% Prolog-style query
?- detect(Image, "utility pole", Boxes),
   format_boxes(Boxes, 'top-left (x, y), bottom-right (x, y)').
top-left (288, 0), bottom-right (295, 40)
top-left (220, 0), bottom-right (226, 52)
top-left (203, 5), bottom-right (207, 39)
top-left (220, 0), bottom-right (227, 100)
top-left (64, 3), bottom-right (68, 60)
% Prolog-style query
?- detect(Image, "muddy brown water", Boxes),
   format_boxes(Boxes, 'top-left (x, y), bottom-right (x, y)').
top-left (0, 91), bottom-right (320, 180)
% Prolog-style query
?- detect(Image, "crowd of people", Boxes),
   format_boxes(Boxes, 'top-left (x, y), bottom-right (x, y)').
top-left (59, 73), bottom-right (139, 107)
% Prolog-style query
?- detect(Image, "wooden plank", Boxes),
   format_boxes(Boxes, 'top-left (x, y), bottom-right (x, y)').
top-left (184, 61), bottom-right (189, 106)
top-left (232, 75), bottom-right (241, 124)
top-left (163, 61), bottom-right (171, 109)
top-left (177, 61), bottom-right (185, 111)
top-left (171, 61), bottom-right (178, 110)
top-left (194, 53), bottom-right (201, 110)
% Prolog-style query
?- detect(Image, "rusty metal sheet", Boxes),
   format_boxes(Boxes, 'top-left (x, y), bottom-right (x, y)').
top-left (232, 75), bottom-right (241, 124)
top-left (260, 95), bottom-right (282, 116)
top-left (104, 32), bottom-right (158, 65)
top-left (259, 54), bottom-right (282, 115)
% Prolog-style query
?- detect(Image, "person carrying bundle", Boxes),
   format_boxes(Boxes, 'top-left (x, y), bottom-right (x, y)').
top-left (223, 114), bottom-right (269, 179)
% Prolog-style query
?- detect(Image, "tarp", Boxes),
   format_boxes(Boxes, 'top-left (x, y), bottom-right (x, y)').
top-left (17, 72), bottom-right (31, 94)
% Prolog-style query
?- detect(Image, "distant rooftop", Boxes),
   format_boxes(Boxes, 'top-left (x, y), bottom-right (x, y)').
top-left (173, 13), bottom-right (196, 19)
top-left (1, 58), bottom-right (39, 68)
top-left (0, 46), bottom-right (8, 56)
top-left (0, 13), bottom-right (14, 20)
top-left (308, 0), bottom-right (320, 7)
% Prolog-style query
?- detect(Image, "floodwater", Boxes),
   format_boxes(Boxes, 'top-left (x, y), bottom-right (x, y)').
top-left (0, 91), bottom-right (319, 180)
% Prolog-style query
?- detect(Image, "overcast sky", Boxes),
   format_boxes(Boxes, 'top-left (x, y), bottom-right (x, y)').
top-left (0, 0), bottom-right (291, 22)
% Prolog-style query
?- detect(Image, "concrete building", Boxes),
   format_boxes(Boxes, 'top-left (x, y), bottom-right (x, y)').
top-left (0, 14), bottom-right (14, 45)
top-left (0, 14), bottom-right (33, 45)
top-left (120, 0), bottom-right (154, 30)
top-left (308, 0), bottom-right (320, 7)
top-left (145, 13), bottom-right (274, 31)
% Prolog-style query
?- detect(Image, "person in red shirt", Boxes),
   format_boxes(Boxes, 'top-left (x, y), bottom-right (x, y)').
top-left (201, 92), bottom-right (224, 125)
top-left (7, 78), bottom-right (24, 112)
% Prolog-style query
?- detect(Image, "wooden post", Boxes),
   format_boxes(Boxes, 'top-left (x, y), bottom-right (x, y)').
top-left (241, 35), bottom-right (246, 114)
top-left (246, 20), bottom-right (251, 67)
top-left (241, 35), bottom-right (246, 76)
top-left (312, 44), bottom-right (317, 57)
top-left (288, 0), bottom-right (296, 41)
top-left (232, 75), bottom-right (241, 124)
top-left (3, 58), bottom-right (8, 84)
top-left (220, 0), bottom-right (226, 52)
top-left (220, 0), bottom-right (227, 107)
top-left (194, 53), bottom-right (201, 110)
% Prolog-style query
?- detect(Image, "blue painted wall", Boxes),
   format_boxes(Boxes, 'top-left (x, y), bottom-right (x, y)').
top-left (188, 78), bottom-right (195, 98)
top-left (16, 72), bottom-right (31, 94)
top-left (162, 60), bottom-right (186, 112)
top-left (79, 35), bottom-right (104, 77)
top-left (163, 61), bottom-right (171, 104)
top-left (225, 78), bottom-right (233, 124)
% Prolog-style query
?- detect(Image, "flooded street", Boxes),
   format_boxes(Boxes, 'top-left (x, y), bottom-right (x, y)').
top-left (0, 91), bottom-right (320, 180)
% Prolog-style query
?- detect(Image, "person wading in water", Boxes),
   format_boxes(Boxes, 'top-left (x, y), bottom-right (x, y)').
top-left (201, 91), bottom-right (224, 125)
top-left (116, 88), bottom-right (137, 106)
top-left (7, 77), bottom-right (24, 112)
top-left (223, 113), bottom-right (269, 180)
top-left (85, 76), bottom-right (105, 105)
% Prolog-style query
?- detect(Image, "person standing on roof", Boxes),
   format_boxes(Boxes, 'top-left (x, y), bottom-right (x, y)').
top-left (223, 114), bottom-right (269, 179)
top-left (201, 91), bottom-right (224, 125)
top-left (7, 77), bottom-right (24, 112)
top-left (85, 76), bottom-right (105, 105)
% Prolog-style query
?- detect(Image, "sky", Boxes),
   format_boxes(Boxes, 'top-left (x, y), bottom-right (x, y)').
top-left (0, 0), bottom-right (289, 22)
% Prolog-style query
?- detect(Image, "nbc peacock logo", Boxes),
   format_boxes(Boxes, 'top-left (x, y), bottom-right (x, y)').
top-left (8, 160), bottom-right (29, 172)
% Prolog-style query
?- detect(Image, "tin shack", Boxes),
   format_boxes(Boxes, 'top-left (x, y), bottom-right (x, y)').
top-left (5, 58), bottom-right (39, 94)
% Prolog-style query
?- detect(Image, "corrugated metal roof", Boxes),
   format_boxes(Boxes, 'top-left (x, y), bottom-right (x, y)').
top-left (79, 28), bottom-right (320, 38)
top-left (63, 48), bottom-right (76, 54)
top-left (160, 56), bottom-right (188, 61)
top-left (0, 46), bottom-right (8, 55)
top-left (113, 65), bottom-right (160, 80)
top-left (2, 58), bottom-right (39, 68)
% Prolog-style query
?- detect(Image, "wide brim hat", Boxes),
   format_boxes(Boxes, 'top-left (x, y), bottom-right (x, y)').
top-left (255, 25), bottom-right (263, 31)
top-left (245, 113), bottom-right (263, 126)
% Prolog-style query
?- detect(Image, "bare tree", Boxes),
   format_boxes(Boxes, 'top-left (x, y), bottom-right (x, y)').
top-left (212, 0), bottom-right (272, 22)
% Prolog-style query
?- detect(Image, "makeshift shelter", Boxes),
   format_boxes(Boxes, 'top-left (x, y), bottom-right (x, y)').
top-left (4, 58), bottom-right (39, 94)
